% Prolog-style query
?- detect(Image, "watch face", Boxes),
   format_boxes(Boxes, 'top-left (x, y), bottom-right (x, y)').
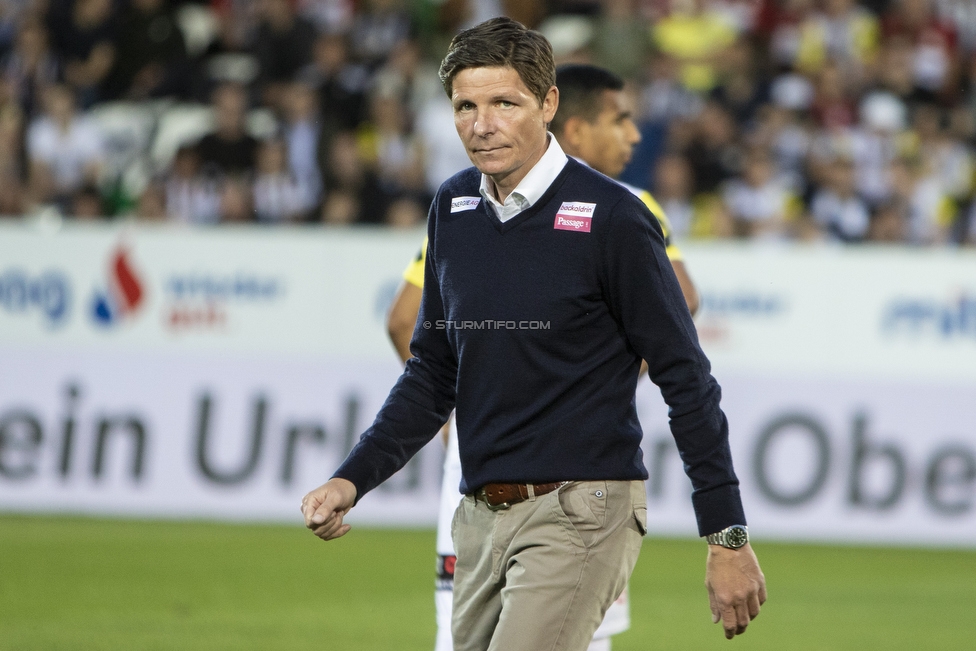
top-left (726, 526), bottom-right (748, 548)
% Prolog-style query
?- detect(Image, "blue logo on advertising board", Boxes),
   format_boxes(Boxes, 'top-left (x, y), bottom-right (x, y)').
top-left (882, 294), bottom-right (976, 341)
top-left (0, 268), bottom-right (71, 327)
top-left (700, 292), bottom-right (786, 317)
top-left (163, 272), bottom-right (283, 331)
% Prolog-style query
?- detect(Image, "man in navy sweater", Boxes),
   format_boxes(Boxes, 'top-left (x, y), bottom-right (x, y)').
top-left (302, 17), bottom-right (765, 650)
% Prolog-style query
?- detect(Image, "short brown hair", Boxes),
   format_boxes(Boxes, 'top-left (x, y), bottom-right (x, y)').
top-left (438, 17), bottom-right (555, 107)
top-left (550, 64), bottom-right (625, 136)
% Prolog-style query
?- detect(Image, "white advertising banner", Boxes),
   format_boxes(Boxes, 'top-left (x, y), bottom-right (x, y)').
top-left (0, 223), bottom-right (440, 525)
top-left (1, 224), bottom-right (975, 546)
top-left (635, 373), bottom-right (976, 546)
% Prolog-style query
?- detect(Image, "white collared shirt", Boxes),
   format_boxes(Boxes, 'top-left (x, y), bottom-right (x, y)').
top-left (479, 134), bottom-right (568, 223)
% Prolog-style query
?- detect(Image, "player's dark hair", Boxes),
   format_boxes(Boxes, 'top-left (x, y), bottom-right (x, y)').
top-left (550, 64), bottom-right (626, 136)
top-left (438, 17), bottom-right (555, 107)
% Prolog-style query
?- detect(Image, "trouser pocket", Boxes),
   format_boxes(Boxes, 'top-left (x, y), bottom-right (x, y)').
top-left (633, 505), bottom-right (647, 536)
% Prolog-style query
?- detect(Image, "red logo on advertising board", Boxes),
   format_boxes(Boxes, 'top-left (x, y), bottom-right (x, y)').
top-left (92, 246), bottom-right (146, 326)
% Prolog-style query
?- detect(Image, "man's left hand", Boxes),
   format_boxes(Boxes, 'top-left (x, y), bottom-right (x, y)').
top-left (705, 542), bottom-right (766, 639)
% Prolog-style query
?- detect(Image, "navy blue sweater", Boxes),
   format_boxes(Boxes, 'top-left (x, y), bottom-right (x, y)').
top-left (335, 159), bottom-right (744, 536)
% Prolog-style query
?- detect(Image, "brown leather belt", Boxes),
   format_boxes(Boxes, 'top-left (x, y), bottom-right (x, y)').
top-left (474, 481), bottom-right (567, 511)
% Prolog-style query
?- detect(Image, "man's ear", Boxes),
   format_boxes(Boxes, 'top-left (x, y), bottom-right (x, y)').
top-left (560, 115), bottom-right (588, 150)
top-left (542, 85), bottom-right (559, 124)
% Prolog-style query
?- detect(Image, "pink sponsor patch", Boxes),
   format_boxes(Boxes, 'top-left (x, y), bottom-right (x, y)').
top-left (553, 201), bottom-right (595, 232)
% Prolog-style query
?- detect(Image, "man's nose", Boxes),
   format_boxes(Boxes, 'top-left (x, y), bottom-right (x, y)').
top-left (473, 109), bottom-right (496, 137)
top-left (626, 119), bottom-right (641, 145)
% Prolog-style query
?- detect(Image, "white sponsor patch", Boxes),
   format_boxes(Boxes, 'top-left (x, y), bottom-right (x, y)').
top-left (450, 196), bottom-right (482, 213)
top-left (553, 201), bottom-right (596, 232)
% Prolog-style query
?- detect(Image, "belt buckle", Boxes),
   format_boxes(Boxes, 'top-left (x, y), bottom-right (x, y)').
top-left (477, 487), bottom-right (511, 511)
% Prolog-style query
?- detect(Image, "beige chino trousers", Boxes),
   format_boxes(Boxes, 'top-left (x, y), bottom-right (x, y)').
top-left (451, 480), bottom-right (647, 651)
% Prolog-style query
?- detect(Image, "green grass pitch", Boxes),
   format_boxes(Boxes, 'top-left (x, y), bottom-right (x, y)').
top-left (1, 515), bottom-right (974, 650)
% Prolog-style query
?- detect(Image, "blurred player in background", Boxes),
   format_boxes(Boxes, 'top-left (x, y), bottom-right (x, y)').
top-left (386, 62), bottom-right (701, 651)
top-left (550, 64), bottom-right (698, 317)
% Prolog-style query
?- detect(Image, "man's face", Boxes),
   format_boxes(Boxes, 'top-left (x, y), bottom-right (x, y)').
top-left (452, 66), bottom-right (558, 193)
top-left (574, 89), bottom-right (641, 178)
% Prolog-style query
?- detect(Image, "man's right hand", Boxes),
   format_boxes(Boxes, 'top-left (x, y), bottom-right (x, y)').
top-left (301, 478), bottom-right (357, 541)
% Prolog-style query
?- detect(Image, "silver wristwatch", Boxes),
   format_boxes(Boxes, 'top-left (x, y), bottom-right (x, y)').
top-left (704, 525), bottom-right (749, 549)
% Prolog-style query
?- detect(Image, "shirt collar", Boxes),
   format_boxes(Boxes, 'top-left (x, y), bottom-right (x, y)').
top-left (479, 134), bottom-right (568, 219)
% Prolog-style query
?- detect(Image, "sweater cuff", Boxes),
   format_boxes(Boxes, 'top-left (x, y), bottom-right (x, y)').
top-left (331, 464), bottom-right (371, 506)
top-left (691, 484), bottom-right (747, 538)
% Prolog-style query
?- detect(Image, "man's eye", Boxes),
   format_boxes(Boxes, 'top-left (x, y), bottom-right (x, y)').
top-left (500, 101), bottom-right (513, 108)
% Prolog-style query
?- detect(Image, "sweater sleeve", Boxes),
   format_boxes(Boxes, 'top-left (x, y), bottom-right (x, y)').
top-left (600, 193), bottom-right (745, 536)
top-left (331, 213), bottom-right (458, 501)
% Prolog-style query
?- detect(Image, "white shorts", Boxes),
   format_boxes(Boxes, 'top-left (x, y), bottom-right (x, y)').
top-left (434, 418), bottom-right (631, 651)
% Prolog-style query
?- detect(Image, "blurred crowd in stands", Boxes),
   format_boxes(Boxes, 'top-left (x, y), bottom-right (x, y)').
top-left (2, 0), bottom-right (976, 245)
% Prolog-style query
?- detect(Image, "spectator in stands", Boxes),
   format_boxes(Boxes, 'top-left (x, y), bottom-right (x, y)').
top-left (2, 19), bottom-right (59, 118)
top-left (964, 203), bottom-right (976, 246)
top-left (769, 0), bottom-right (818, 71)
top-left (0, 91), bottom-right (24, 216)
top-left (348, 0), bottom-right (412, 69)
top-left (868, 198), bottom-right (909, 242)
top-left (319, 188), bottom-right (357, 225)
top-left (652, 152), bottom-right (695, 239)
top-left (319, 129), bottom-right (388, 225)
top-left (875, 33), bottom-right (928, 108)
top-left (218, 177), bottom-right (254, 222)
top-left (253, 0), bottom-right (316, 109)
top-left (253, 136), bottom-right (315, 223)
top-left (45, 0), bottom-right (117, 107)
top-left (132, 180), bottom-right (166, 220)
top-left (192, 5), bottom-right (259, 100)
top-left (754, 76), bottom-right (813, 195)
top-left (298, 32), bottom-right (368, 143)
top-left (722, 147), bottom-right (797, 239)
top-left (912, 102), bottom-right (973, 206)
top-left (791, 0), bottom-right (880, 80)
top-left (384, 196), bottom-right (424, 229)
top-left (371, 38), bottom-right (432, 118)
top-left (637, 51), bottom-right (702, 125)
top-left (363, 92), bottom-right (426, 203)
top-left (296, 0), bottom-right (354, 34)
top-left (684, 101), bottom-right (743, 195)
top-left (652, 0), bottom-right (738, 94)
top-left (0, 176), bottom-right (24, 216)
top-left (881, 0), bottom-right (959, 102)
top-left (960, 55), bottom-right (976, 132)
top-left (810, 62), bottom-right (858, 130)
top-left (938, 0), bottom-right (976, 55)
top-left (889, 152), bottom-right (955, 244)
top-left (196, 81), bottom-right (259, 178)
top-left (0, 0), bottom-right (25, 59)
top-left (279, 81), bottom-right (321, 198)
top-left (68, 182), bottom-right (102, 218)
top-left (809, 154), bottom-right (871, 241)
top-left (164, 143), bottom-right (221, 224)
top-left (832, 91), bottom-right (909, 206)
top-left (26, 83), bottom-right (103, 211)
top-left (710, 37), bottom-right (769, 127)
top-left (415, 85), bottom-right (471, 196)
top-left (103, 0), bottom-right (189, 101)
top-left (0, 0), bottom-right (968, 243)
top-left (0, 77), bottom-right (21, 158)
